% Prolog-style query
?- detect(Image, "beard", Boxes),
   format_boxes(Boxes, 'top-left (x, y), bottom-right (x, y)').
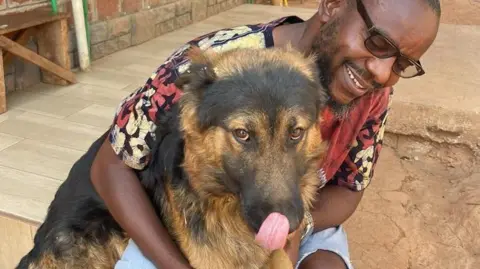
top-left (310, 17), bottom-right (356, 120)
top-left (315, 52), bottom-right (356, 120)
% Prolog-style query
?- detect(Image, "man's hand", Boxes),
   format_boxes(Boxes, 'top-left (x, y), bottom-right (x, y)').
top-left (283, 225), bottom-right (303, 266)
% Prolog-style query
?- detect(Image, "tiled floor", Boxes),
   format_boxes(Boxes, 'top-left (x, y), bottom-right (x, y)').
top-left (0, 4), bottom-right (317, 223)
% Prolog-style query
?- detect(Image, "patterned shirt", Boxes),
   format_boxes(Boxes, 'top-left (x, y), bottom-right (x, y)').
top-left (109, 16), bottom-right (392, 192)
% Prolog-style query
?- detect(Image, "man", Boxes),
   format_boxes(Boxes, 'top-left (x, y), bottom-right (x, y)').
top-left (91, 0), bottom-right (441, 268)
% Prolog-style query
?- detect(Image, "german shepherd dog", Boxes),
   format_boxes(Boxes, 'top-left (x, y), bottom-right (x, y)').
top-left (17, 46), bottom-right (328, 269)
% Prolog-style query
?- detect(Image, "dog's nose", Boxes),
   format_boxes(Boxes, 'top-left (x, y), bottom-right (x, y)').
top-left (282, 204), bottom-right (304, 234)
top-left (245, 198), bottom-right (304, 235)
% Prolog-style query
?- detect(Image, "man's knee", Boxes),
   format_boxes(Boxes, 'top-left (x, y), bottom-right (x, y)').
top-left (298, 250), bottom-right (347, 269)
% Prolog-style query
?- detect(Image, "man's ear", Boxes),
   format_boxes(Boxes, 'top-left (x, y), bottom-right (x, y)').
top-left (318, 0), bottom-right (346, 23)
top-left (174, 46), bottom-right (217, 97)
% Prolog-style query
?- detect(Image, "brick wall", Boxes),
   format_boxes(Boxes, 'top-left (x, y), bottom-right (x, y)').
top-left (87, 0), bottom-right (245, 60)
top-left (1, 0), bottom-right (246, 93)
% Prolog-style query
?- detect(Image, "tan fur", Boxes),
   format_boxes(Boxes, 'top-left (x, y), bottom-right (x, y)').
top-left (27, 234), bottom-right (128, 269)
top-left (163, 185), bottom-right (270, 269)
top-left (200, 44), bottom-right (318, 82)
top-left (29, 47), bottom-right (323, 269)
top-left (169, 47), bottom-right (326, 269)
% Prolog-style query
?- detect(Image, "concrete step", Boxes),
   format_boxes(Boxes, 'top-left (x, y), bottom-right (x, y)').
top-left (387, 23), bottom-right (480, 158)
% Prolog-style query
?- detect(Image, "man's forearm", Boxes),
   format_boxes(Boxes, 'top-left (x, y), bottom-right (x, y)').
top-left (91, 138), bottom-right (193, 269)
top-left (310, 184), bottom-right (364, 232)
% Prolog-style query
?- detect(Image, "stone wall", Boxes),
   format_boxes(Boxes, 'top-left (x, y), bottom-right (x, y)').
top-left (1, 0), bottom-right (245, 93)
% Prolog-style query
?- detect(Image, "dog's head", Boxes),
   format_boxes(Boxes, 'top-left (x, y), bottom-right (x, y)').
top-left (175, 46), bottom-right (328, 234)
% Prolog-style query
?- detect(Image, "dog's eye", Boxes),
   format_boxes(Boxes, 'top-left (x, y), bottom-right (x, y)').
top-left (290, 128), bottom-right (304, 141)
top-left (234, 129), bottom-right (250, 141)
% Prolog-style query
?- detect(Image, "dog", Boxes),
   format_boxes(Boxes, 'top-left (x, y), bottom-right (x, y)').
top-left (17, 46), bottom-right (328, 269)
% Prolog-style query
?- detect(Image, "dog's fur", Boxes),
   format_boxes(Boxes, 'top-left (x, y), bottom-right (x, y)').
top-left (17, 46), bottom-right (328, 269)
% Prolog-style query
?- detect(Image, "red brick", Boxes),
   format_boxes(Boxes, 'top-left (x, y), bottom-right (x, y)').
top-left (97, 0), bottom-right (120, 21)
top-left (0, 0), bottom-right (6, 11)
top-left (123, 0), bottom-right (143, 14)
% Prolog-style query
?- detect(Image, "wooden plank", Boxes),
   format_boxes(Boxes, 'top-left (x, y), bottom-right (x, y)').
top-left (3, 28), bottom-right (36, 67)
top-left (0, 35), bottom-right (76, 84)
top-left (0, 7), bottom-right (69, 35)
top-left (0, 214), bottom-right (36, 268)
top-left (0, 48), bottom-right (6, 114)
top-left (36, 19), bottom-right (71, 86)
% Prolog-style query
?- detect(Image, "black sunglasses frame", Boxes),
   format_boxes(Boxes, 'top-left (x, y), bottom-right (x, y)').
top-left (356, 0), bottom-right (425, 78)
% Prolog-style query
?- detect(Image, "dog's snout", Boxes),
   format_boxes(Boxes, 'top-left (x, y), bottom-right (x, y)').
top-left (243, 196), bottom-right (304, 235)
top-left (282, 201), bottom-right (304, 233)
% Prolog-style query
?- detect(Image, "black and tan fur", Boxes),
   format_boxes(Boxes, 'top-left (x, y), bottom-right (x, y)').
top-left (17, 46), bottom-right (328, 269)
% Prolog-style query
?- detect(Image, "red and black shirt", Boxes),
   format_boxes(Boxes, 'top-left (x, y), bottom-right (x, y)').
top-left (108, 16), bottom-right (392, 192)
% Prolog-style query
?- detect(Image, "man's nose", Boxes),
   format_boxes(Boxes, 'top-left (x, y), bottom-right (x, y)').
top-left (366, 57), bottom-right (397, 86)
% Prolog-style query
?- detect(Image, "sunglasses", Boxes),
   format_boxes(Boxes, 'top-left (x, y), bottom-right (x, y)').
top-left (356, 0), bottom-right (425, 78)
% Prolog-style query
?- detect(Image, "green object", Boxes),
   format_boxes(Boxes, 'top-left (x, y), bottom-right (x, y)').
top-left (82, 0), bottom-right (91, 60)
top-left (50, 0), bottom-right (91, 60)
top-left (50, 0), bottom-right (58, 14)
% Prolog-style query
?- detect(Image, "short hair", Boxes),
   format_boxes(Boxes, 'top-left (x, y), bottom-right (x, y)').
top-left (425, 0), bottom-right (441, 17)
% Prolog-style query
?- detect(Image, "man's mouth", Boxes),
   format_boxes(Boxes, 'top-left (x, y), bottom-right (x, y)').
top-left (346, 65), bottom-right (368, 90)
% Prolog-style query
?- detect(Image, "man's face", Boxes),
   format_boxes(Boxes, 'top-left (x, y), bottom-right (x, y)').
top-left (306, 0), bottom-right (439, 116)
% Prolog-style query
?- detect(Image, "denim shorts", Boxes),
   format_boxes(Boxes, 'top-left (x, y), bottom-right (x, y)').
top-left (114, 225), bottom-right (354, 269)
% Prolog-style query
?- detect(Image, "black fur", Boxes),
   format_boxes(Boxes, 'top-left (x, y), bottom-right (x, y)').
top-left (17, 48), bottom-right (328, 268)
top-left (16, 131), bottom-right (123, 268)
top-left (15, 103), bottom-right (193, 268)
top-left (195, 65), bottom-right (322, 132)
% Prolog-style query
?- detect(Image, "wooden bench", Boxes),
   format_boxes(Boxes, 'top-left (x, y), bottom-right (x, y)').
top-left (0, 7), bottom-right (77, 114)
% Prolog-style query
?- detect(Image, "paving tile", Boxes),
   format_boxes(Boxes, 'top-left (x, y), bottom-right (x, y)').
top-left (65, 104), bottom-right (117, 129)
top-left (21, 83), bottom-right (84, 97)
top-left (6, 91), bottom-right (92, 119)
top-left (0, 165), bottom-right (60, 223)
top-left (0, 112), bottom-right (105, 152)
top-left (75, 67), bottom-right (143, 90)
top-left (52, 84), bottom-right (134, 107)
top-left (0, 109), bottom-right (25, 124)
top-left (0, 133), bottom-right (23, 152)
top-left (0, 139), bottom-right (84, 180)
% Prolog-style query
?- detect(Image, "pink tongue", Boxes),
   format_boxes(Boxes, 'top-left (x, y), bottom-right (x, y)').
top-left (254, 212), bottom-right (290, 251)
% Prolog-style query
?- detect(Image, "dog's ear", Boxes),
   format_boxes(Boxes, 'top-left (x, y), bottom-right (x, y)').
top-left (302, 51), bottom-right (329, 115)
top-left (174, 46), bottom-right (217, 97)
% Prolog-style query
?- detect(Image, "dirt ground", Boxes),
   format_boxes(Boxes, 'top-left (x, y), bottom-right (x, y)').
top-left (276, 4), bottom-right (480, 266)
top-left (344, 134), bottom-right (479, 269)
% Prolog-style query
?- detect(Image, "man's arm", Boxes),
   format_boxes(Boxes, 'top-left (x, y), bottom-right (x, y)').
top-left (311, 185), bottom-right (363, 233)
top-left (310, 87), bottom-right (393, 232)
top-left (283, 185), bottom-right (363, 266)
top-left (91, 137), bottom-right (193, 268)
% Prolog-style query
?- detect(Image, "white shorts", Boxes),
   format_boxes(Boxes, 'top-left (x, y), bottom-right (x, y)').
top-left (115, 225), bottom-right (354, 269)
